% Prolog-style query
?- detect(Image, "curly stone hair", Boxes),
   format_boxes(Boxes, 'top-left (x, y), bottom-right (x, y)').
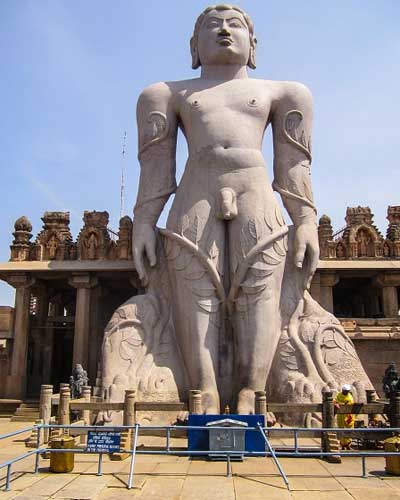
top-left (190, 4), bottom-right (257, 70)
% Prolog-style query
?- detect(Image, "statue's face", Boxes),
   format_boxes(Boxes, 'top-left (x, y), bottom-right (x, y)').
top-left (197, 9), bottom-right (250, 67)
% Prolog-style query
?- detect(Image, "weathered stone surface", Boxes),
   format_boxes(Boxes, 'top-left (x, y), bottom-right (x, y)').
top-left (100, 5), bottom-right (373, 422)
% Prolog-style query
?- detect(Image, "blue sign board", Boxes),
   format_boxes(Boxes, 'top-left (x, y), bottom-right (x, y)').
top-left (188, 414), bottom-right (265, 454)
top-left (86, 431), bottom-right (121, 453)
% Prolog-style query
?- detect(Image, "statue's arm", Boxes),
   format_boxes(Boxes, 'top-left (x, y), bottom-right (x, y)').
top-left (271, 82), bottom-right (318, 284)
top-left (133, 82), bottom-right (178, 283)
top-left (134, 82), bottom-right (178, 225)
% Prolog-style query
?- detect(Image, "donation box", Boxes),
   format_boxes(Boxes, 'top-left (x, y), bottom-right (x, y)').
top-left (207, 418), bottom-right (248, 457)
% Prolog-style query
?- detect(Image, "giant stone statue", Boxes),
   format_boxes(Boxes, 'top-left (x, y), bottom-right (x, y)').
top-left (100, 5), bottom-right (373, 425)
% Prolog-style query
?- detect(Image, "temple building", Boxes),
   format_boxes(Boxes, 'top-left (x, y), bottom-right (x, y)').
top-left (0, 206), bottom-right (399, 400)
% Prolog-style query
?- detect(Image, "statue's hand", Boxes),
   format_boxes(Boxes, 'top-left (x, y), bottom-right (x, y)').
top-left (294, 222), bottom-right (319, 289)
top-left (132, 222), bottom-right (157, 286)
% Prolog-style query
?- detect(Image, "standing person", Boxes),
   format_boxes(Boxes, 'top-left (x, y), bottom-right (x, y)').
top-left (335, 384), bottom-right (354, 450)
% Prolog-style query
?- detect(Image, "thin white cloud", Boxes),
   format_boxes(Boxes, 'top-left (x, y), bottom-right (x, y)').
top-left (24, 169), bottom-right (80, 223)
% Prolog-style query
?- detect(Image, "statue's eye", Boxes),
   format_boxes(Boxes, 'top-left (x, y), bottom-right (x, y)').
top-left (229, 21), bottom-right (242, 28)
top-left (207, 21), bottom-right (219, 29)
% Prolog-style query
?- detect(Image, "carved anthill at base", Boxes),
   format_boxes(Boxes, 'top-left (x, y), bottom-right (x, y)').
top-left (100, 227), bottom-right (372, 426)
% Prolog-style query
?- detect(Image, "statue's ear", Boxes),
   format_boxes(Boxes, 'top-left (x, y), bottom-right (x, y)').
top-left (247, 38), bottom-right (257, 69)
top-left (190, 37), bottom-right (201, 69)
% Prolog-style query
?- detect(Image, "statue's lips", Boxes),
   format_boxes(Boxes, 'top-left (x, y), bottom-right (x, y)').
top-left (217, 37), bottom-right (233, 46)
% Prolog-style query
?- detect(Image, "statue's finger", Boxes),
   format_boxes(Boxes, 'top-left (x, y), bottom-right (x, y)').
top-left (133, 247), bottom-right (147, 283)
top-left (145, 240), bottom-right (157, 267)
top-left (294, 243), bottom-right (306, 268)
top-left (309, 247), bottom-right (319, 275)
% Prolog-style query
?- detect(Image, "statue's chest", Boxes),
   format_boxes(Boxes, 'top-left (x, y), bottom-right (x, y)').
top-left (178, 88), bottom-right (270, 125)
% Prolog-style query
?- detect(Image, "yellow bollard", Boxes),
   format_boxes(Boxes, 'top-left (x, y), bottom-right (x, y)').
top-left (384, 436), bottom-right (400, 475)
top-left (50, 436), bottom-right (75, 473)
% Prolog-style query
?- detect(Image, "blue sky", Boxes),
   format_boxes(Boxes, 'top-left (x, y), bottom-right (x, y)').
top-left (1, 1), bottom-right (399, 305)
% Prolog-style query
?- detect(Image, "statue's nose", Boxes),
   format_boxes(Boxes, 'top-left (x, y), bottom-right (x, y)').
top-left (218, 27), bottom-right (231, 37)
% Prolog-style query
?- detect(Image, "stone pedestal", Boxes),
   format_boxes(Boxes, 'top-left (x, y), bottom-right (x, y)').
top-left (68, 273), bottom-right (98, 371)
top-left (5, 273), bottom-right (35, 398)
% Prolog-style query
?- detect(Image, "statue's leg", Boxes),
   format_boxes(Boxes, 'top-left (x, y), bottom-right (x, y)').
top-left (228, 196), bottom-right (287, 414)
top-left (164, 211), bottom-right (225, 414)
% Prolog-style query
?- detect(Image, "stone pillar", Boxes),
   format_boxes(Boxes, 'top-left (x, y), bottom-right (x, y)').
top-left (374, 273), bottom-right (400, 318)
top-left (310, 272), bottom-right (321, 304)
top-left (39, 384), bottom-right (53, 442)
top-left (390, 390), bottom-right (400, 428)
top-left (255, 390), bottom-right (267, 416)
top-left (319, 272), bottom-right (339, 314)
top-left (68, 273), bottom-right (98, 371)
top-left (123, 390), bottom-right (136, 427)
top-left (58, 386), bottom-right (71, 426)
top-left (382, 287), bottom-right (399, 318)
top-left (5, 273), bottom-right (35, 399)
top-left (189, 390), bottom-right (202, 414)
top-left (88, 284), bottom-right (102, 385)
top-left (82, 385), bottom-right (92, 423)
top-left (81, 385), bottom-right (92, 445)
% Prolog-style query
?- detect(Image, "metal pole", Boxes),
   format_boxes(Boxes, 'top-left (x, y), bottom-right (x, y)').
top-left (5, 464), bottom-right (11, 491)
top-left (97, 453), bottom-right (103, 476)
top-left (166, 427), bottom-right (171, 452)
top-left (258, 424), bottom-right (290, 491)
top-left (226, 453), bottom-right (232, 477)
top-left (294, 429), bottom-right (298, 454)
top-left (362, 456), bottom-right (367, 478)
top-left (34, 426), bottom-right (41, 474)
top-left (127, 423), bottom-right (140, 490)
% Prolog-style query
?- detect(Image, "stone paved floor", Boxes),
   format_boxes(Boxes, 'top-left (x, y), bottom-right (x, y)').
top-left (2, 418), bottom-right (400, 499)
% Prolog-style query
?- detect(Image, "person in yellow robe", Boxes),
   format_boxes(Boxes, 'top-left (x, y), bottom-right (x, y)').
top-left (335, 384), bottom-right (354, 450)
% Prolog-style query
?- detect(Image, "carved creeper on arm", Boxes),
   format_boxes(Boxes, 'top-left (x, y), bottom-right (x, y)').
top-left (271, 82), bottom-right (319, 290)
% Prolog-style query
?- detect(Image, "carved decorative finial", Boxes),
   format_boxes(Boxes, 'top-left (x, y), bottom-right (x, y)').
top-left (10, 216), bottom-right (33, 261)
top-left (14, 216), bottom-right (32, 233)
top-left (318, 214), bottom-right (333, 258)
top-left (117, 215), bottom-right (133, 260)
top-left (387, 206), bottom-right (400, 242)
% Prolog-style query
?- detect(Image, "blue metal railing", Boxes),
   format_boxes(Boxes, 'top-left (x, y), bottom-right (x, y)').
top-left (2, 423), bottom-right (400, 492)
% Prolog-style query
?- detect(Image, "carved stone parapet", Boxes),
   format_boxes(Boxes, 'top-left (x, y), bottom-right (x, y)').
top-left (77, 210), bottom-right (113, 260)
top-left (35, 211), bottom-right (73, 261)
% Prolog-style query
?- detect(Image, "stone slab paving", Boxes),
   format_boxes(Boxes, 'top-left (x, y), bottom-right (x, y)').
top-left (2, 421), bottom-right (400, 499)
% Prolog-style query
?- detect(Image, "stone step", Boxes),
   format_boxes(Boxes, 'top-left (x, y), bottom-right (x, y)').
top-left (11, 415), bottom-right (40, 422)
top-left (14, 412), bottom-right (40, 418)
top-left (11, 401), bottom-right (40, 421)
top-left (0, 399), bottom-right (22, 417)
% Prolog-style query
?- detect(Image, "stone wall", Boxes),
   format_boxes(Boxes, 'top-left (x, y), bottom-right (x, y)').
top-left (351, 337), bottom-right (400, 397)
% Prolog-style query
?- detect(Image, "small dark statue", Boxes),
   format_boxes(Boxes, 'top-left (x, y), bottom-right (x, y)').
top-left (383, 362), bottom-right (399, 398)
top-left (69, 364), bottom-right (89, 399)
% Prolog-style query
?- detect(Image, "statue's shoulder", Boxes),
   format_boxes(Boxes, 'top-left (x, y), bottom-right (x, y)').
top-left (263, 80), bottom-right (313, 105)
top-left (138, 80), bottom-right (195, 107)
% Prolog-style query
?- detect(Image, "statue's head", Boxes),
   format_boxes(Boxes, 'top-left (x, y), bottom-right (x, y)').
top-left (190, 4), bottom-right (257, 70)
